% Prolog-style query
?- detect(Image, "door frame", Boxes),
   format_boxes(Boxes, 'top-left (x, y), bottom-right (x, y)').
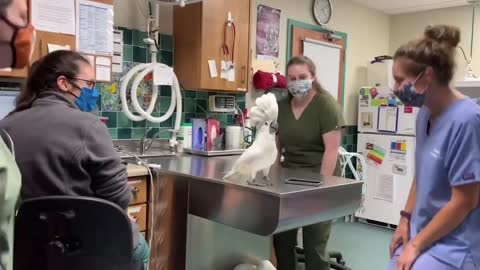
top-left (286, 19), bottom-right (348, 108)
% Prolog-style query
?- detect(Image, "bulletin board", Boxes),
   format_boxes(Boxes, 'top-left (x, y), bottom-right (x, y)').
top-left (286, 19), bottom-right (348, 107)
top-left (29, 0), bottom-right (114, 82)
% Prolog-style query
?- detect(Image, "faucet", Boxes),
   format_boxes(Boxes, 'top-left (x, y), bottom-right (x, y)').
top-left (140, 127), bottom-right (170, 155)
top-left (140, 127), bottom-right (153, 155)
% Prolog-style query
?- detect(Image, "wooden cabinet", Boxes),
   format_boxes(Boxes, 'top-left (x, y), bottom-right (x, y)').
top-left (128, 176), bottom-right (149, 237)
top-left (173, 0), bottom-right (251, 92)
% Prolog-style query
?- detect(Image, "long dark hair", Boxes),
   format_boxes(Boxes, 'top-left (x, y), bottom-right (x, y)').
top-left (10, 50), bottom-right (89, 115)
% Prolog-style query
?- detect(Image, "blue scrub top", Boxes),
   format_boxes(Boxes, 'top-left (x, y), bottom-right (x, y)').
top-left (412, 98), bottom-right (480, 268)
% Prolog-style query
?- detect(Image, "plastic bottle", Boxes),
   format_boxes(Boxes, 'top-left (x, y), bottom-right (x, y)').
top-left (243, 108), bottom-right (253, 145)
top-left (179, 122), bottom-right (193, 149)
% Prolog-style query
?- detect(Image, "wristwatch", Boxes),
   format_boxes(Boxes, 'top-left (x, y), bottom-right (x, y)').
top-left (400, 210), bottom-right (411, 221)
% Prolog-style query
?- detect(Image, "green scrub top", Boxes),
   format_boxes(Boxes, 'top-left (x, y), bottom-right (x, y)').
top-left (0, 140), bottom-right (21, 270)
top-left (277, 91), bottom-right (345, 175)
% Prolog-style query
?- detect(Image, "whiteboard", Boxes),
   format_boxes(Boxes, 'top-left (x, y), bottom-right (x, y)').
top-left (303, 39), bottom-right (341, 100)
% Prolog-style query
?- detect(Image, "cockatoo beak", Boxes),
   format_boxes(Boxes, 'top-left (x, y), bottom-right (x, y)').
top-left (269, 121), bottom-right (279, 134)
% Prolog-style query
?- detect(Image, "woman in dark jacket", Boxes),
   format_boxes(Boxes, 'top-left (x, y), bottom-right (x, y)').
top-left (0, 50), bottom-right (150, 269)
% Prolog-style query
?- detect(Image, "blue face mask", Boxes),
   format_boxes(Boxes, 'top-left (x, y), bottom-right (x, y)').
top-left (74, 87), bottom-right (99, 112)
top-left (394, 73), bottom-right (425, 107)
top-left (287, 79), bottom-right (313, 97)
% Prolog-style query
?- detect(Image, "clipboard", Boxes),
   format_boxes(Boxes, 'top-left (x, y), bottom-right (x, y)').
top-left (377, 105), bottom-right (399, 133)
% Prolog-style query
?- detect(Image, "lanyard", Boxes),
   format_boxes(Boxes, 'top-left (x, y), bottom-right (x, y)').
top-left (222, 21), bottom-right (236, 63)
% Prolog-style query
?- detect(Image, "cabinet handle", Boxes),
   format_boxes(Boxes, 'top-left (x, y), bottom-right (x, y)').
top-left (242, 66), bottom-right (246, 84)
top-left (131, 187), bottom-right (140, 198)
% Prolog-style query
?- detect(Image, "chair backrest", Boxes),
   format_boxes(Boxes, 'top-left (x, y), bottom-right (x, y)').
top-left (0, 129), bottom-right (14, 156)
top-left (14, 196), bottom-right (134, 270)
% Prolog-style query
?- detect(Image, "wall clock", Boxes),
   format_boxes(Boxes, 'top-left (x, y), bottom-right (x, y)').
top-left (313, 0), bottom-right (332, 25)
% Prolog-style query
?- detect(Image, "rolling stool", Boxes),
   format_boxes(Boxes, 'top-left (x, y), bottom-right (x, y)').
top-left (14, 196), bottom-right (142, 270)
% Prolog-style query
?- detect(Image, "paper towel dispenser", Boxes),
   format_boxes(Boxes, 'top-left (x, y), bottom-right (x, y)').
top-left (368, 56), bottom-right (394, 89)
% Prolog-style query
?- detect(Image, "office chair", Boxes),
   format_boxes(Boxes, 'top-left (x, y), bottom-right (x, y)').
top-left (14, 196), bottom-right (142, 270)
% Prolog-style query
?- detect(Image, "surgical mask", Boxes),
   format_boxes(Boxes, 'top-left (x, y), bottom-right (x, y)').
top-left (288, 79), bottom-right (313, 97)
top-left (73, 87), bottom-right (99, 112)
top-left (394, 73), bottom-right (426, 107)
top-left (0, 15), bottom-right (35, 69)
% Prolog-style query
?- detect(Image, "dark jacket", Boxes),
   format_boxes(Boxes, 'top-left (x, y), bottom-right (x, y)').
top-left (0, 91), bottom-right (132, 209)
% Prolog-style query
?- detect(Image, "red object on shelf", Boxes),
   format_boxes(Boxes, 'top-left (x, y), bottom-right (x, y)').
top-left (253, 70), bottom-right (287, 90)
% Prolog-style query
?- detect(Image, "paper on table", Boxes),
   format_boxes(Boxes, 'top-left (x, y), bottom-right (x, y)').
top-left (76, 0), bottom-right (114, 55)
top-left (208, 60), bottom-right (218, 78)
top-left (153, 66), bottom-right (173, 86)
top-left (96, 65), bottom-right (111, 81)
top-left (374, 174), bottom-right (394, 202)
top-left (47, 44), bottom-right (71, 53)
top-left (31, 0), bottom-right (75, 35)
top-left (378, 106), bottom-right (398, 132)
top-left (96, 57), bottom-right (111, 66)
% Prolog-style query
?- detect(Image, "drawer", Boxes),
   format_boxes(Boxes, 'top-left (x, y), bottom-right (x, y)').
top-left (128, 177), bottom-right (147, 205)
top-left (128, 203), bottom-right (147, 231)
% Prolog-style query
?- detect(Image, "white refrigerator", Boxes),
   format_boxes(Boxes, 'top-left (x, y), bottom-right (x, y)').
top-left (355, 86), bottom-right (418, 226)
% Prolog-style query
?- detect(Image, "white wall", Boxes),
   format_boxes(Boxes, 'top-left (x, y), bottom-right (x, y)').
top-left (390, 5), bottom-right (476, 83)
top-left (113, 0), bottom-right (173, 34)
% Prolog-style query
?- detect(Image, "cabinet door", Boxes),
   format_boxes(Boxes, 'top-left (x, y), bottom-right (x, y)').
top-left (200, 0), bottom-right (250, 92)
top-left (230, 0), bottom-right (250, 92)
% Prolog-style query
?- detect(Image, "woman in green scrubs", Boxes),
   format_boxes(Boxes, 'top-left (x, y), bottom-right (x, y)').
top-left (274, 56), bottom-right (345, 270)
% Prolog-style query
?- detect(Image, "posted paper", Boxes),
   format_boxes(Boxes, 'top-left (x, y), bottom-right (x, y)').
top-left (374, 174), bottom-right (394, 202)
top-left (96, 65), bottom-right (111, 82)
top-left (378, 106), bottom-right (398, 133)
top-left (208, 60), bottom-right (218, 78)
top-left (153, 66), bottom-right (173, 86)
top-left (47, 44), bottom-right (71, 53)
top-left (31, 0), bottom-right (75, 35)
top-left (76, 0), bottom-right (114, 55)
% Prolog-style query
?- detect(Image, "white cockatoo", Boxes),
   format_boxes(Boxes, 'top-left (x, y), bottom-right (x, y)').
top-left (223, 93), bottom-right (279, 186)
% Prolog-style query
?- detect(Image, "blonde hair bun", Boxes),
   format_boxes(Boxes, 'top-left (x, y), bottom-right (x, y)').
top-left (424, 24), bottom-right (461, 48)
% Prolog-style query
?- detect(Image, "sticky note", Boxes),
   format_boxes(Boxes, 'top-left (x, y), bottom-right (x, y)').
top-left (371, 99), bottom-right (380, 107)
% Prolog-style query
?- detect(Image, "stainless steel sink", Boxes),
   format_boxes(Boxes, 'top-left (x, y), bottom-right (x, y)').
top-left (114, 139), bottom-right (176, 159)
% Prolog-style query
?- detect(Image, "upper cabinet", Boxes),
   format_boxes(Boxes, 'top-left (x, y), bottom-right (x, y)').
top-left (173, 0), bottom-right (251, 92)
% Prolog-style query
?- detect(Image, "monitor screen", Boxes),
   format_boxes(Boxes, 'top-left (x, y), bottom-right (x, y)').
top-left (0, 91), bottom-right (18, 120)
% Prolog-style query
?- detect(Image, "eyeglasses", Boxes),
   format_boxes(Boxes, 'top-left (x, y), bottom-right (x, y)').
top-left (67, 77), bottom-right (96, 90)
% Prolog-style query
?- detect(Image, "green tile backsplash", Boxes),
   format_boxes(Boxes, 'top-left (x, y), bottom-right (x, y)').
top-left (95, 27), bottom-right (357, 179)
top-left (97, 27), bottom-right (246, 140)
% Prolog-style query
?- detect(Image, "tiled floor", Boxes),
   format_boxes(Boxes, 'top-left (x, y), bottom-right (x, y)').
top-left (297, 222), bottom-right (393, 270)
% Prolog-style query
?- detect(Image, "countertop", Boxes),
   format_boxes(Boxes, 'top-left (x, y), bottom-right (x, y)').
top-left (126, 163), bottom-right (149, 177)
top-left (125, 153), bottom-right (363, 235)
top-left (138, 154), bottom-right (359, 197)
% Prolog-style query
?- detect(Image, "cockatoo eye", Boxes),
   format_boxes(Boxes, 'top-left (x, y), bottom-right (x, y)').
top-left (265, 122), bottom-right (268, 126)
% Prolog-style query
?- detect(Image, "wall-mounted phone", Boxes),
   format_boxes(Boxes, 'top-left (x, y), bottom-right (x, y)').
top-left (209, 95), bottom-right (236, 113)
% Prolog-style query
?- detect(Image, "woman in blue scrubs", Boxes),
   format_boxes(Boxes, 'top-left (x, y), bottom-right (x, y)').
top-left (385, 25), bottom-right (480, 270)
